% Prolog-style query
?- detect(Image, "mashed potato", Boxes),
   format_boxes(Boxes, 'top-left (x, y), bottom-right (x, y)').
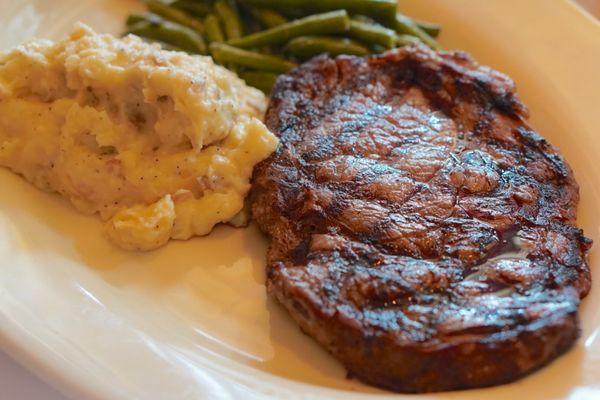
top-left (0, 24), bottom-right (278, 250)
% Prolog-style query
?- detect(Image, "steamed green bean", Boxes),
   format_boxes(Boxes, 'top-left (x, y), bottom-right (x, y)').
top-left (238, 0), bottom-right (397, 22)
top-left (396, 33), bottom-right (421, 47)
top-left (240, 71), bottom-right (278, 93)
top-left (348, 19), bottom-right (396, 49)
top-left (126, 12), bottom-right (163, 27)
top-left (171, 0), bottom-right (212, 18)
top-left (214, 0), bottom-right (244, 39)
top-left (286, 36), bottom-right (370, 59)
top-left (144, 0), bottom-right (204, 34)
top-left (228, 10), bottom-right (350, 48)
top-left (394, 13), bottom-right (439, 49)
top-left (414, 19), bottom-right (441, 38)
top-left (210, 42), bottom-right (296, 72)
top-left (250, 8), bottom-right (288, 28)
top-left (204, 14), bottom-right (225, 43)
top-left (128, 20), bottom-right (207, 54)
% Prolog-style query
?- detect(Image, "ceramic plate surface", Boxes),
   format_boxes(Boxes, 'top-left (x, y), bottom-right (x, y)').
top-left (1, 1), bottom-right (599, 399)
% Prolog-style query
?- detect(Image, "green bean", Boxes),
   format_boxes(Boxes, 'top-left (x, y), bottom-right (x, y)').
top-left (161, 42), bottom-right (185, 51)
top-left (144, 0), bottom-right (204, 34)
top-left (126, 12), bottom-right (163, 27)
top-left (204, 14), bottom-right (225, 43)
top-left (352, 14), bottom-right (377, 25)
top-left (414, 19), bottom-right (441, 38)
top-left (171, 0), bottom-right (213, 18)
top-left (394, 14), bottom-right (439, 49)
top-left (238, 0), bottom-right (397, 22)
top-left (240, 71), bottom-right (278, 93)
top-left (250, 8), bottom-right (288, 28)
top-left (210, 42), bottom-right (296, 73)
top-left (286, 36), bottom-right (369, 59)
top-left (128, 20), bottom-right (207, 54)
top-left (226, 63), bottom-right (242, 73)
top-left (214, 0), bottom-right (244, 40)
top-left (396, 34), bottom-right (421, 47)
top-left (348, 19), bottom-right (396, 49)
top-left (228, 10), bottom-right (350, 49)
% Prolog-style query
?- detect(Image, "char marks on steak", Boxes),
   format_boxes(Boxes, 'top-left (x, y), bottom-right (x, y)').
top-left (250, 44), bottom-right (592, 393)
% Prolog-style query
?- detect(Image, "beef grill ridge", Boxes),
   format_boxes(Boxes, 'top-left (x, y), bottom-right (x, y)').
top-left (250, 44), bottom-right (592, 393)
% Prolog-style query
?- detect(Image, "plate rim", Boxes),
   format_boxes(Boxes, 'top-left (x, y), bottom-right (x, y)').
top-left (1, 1), bottom-right (600, 399)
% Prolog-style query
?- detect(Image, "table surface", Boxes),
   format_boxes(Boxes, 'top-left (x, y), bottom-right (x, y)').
top-left (1, 351), bottom-right (68, 400)
top-left (1, 1), bottom-right (598, 400)
top-left (577, 0), bottom-right (600, 16)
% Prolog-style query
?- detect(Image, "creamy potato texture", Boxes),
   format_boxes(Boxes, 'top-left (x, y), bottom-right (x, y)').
top-left (0, 24), bottom-right (278, 250)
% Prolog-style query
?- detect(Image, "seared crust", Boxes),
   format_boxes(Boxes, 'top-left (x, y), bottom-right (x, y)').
top-left (250, 45), bottom-right (592, 392)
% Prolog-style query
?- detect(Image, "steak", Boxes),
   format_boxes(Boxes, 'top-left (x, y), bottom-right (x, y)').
top-left (250, 44), bottom-right (592, 393)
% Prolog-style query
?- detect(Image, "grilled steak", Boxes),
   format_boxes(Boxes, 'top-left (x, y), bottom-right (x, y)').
top-left (250, 44), bottom-right (592, 393)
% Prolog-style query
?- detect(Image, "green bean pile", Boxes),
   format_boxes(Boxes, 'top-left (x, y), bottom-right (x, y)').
top-left (125, 0), bottom-right (442, 93)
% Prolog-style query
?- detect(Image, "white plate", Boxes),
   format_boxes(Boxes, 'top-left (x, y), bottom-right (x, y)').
top-left (1, 1), bottom-right (599, 399)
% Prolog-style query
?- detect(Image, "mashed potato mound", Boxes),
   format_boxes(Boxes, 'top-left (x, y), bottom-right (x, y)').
top-left (0, 24), bottom-right (278, 250)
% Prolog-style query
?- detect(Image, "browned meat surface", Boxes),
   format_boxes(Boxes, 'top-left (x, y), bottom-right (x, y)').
top-left (250, 44), bottom-right (592, 393)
